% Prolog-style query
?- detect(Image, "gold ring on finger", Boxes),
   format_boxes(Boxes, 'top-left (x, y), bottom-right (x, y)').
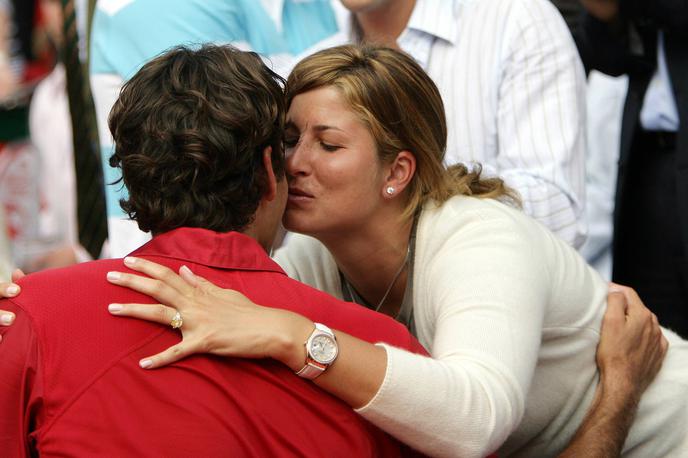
top-left (170, 310), bottom-right (183, 329)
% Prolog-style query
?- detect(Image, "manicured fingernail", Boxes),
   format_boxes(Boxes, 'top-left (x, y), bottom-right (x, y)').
top-left (7, 285), bottom-right (19, 296)
top-left (124, 257), bottom-right (137, 266)
top-left (108, 304), bottom-right (123, 313)
top-left (180, 265), bottom-right (192, 276)
top-left (1, 313), bottom-right (15, 325)
top-left (107, 271), bottom-right (121, 281)
top-left (140, 359), bottom-right (153, 369)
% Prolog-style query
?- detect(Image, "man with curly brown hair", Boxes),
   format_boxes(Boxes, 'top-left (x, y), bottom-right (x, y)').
top-left (0, 44), bottom-right (425, 457)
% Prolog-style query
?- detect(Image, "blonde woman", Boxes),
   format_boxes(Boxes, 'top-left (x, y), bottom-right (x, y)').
top-left (0, 45), bottom-right (678, 457)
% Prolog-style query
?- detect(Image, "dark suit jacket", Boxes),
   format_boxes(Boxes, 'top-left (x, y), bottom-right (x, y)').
top-left (577, 1), bottom-right (688, 276)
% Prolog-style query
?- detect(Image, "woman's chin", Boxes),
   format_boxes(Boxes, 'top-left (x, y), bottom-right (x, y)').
top-left (282, 211), bottom-right (311, 235)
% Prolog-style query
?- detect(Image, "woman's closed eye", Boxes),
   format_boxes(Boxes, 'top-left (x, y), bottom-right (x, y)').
top-left (320, 141), bottom-right (342, 152)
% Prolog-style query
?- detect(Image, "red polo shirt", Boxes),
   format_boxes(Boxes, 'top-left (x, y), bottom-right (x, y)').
top-left (0, 228), bottom-right (427, 457)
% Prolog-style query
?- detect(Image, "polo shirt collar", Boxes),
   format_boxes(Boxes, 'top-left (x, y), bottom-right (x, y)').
top-left (405, 0), bottom-right (458, 45)
top-left (131, 227), bottom-right (286, 275)
top-left (260, 0), bottom-right (285, 33)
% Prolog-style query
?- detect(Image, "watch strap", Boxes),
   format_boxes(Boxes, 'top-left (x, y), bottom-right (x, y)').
top-left (313, 322), bottom-right (333, 336)
top-left (295, 360), bottom-right (327, 379)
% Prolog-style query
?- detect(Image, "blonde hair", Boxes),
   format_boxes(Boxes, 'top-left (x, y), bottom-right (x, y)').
top-left (286, 44), bottom-right (519, 219)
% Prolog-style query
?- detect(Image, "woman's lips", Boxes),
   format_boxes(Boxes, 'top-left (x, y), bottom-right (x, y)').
top-left (287, 187), bottom-right (314, 204)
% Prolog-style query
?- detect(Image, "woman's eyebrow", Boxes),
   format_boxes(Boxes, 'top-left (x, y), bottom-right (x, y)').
top-left (284, 122), bottom-right (344, 133)
top-left (313, 125), bottom-right (344, 133)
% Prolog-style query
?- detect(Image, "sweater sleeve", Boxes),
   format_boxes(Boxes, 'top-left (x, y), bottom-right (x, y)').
top-left (356, 207), bottom-right (551, 458)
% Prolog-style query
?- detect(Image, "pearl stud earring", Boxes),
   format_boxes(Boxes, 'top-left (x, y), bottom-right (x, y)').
top-left (386, 186), bottom-right (395, 195)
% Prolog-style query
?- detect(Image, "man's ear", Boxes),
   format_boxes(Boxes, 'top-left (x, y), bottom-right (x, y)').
top-left (383, 150), bottom-right (416, 198)
top-left (262, 146), bottom-right (277, 202)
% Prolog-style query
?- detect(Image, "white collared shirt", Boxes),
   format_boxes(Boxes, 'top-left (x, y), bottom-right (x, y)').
top-left (640, 31), bottom-right (680, 132)
top-left (288, 0), bottom-right (587, 247)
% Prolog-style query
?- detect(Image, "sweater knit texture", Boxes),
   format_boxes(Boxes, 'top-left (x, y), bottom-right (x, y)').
top-left (275, 196), bottom-right (688, 457)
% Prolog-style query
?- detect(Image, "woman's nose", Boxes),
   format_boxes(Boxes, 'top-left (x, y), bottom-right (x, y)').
top-left (285, 140), bottom-right (310, 176)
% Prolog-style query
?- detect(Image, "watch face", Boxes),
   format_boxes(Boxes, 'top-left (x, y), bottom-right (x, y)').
top-left (310, 334), bottom-right (338, 364)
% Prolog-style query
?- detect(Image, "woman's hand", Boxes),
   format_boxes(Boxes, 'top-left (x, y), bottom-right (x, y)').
top-left (106, 257), bottom-right (313, 370)
top-left (0, 269), bottom-right (26, 328)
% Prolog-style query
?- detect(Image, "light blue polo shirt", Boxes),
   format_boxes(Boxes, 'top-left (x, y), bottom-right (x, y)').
top-left (91, 0), bottom-right (338, 81)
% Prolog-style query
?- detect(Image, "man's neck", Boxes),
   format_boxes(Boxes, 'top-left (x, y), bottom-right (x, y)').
top-left (241, 224), bottom-right (272, 254)
top-left (353, 0), bottom-right (416, 46)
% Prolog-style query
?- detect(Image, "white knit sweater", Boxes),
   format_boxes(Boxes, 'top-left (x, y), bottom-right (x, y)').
top-left (275, 196), bottom-right (688, 458)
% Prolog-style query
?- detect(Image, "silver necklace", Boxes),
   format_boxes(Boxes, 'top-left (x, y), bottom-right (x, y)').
top-left (345, 244), bottom-right (411, 313)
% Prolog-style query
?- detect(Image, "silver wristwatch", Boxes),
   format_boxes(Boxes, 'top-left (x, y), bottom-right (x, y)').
top-left (295, 323), bottom-right (338, 380)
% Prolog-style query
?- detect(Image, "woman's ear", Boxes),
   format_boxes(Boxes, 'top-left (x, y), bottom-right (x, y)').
top-left (383, 150), bottom-right (416, 198)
